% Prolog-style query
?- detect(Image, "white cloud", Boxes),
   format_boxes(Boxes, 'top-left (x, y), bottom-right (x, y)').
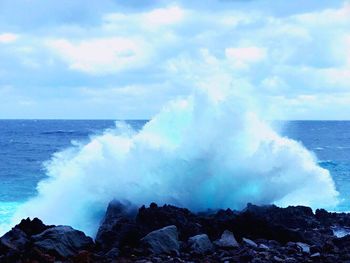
top-left (0, 33), bottom-right (19, 43)
top-left (46, 37), bottom-right (151, 74)
top-left (294, 2), bottom-right (350, 26)
top-left (143, 6), bottom-right (185, 27)
top-left (1, 1), bottom-right (350, 119)
top-left (225, 47), bottom-right (267, 69)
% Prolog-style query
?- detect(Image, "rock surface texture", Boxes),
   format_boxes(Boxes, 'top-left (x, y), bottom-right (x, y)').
top-left (2, 202), bottom-right (350, 262)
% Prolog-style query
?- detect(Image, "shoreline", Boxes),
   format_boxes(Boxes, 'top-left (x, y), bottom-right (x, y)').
top-left (1, 201), bottom-right (350, 262)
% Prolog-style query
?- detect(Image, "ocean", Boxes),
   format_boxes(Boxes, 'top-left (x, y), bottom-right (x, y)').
top-left (0, 120), bottom-right (349, 228)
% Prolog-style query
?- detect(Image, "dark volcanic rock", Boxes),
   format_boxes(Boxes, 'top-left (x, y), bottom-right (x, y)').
top-left (141, 225), bottom-right (179, 255)
top-left (0, 228), bottom-right (29, 252)
top-left (15, 217), bottom-right (52, 236)
top-left (137, 203), bottom-right (202, 240)
top-left (32, 225), bottom-right (94, 258)
top-left (95, 199), bottom-right (139, 252)
top-left (3, 202), bottom-right (350, 262)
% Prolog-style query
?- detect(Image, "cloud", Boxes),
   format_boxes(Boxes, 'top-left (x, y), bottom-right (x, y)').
top-left (143, 6), bottom-right (185, 27)
top-left (225, 47), bottom-right (267, 69)
top-left (0, 33), bottom-right (19, 43)
top-left (46, 37), bottom-right (152, 74)
top-left (0, 0), bottom-right (349, 119)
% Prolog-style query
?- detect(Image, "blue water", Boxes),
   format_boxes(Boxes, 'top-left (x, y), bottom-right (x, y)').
top-left (0, 120), bottom-right (349, 226)
top-left (0, 120), bottom-right (146, 226)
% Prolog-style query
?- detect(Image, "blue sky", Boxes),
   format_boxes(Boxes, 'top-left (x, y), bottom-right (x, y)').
top-left (0, 0), bottom-right (349, 119)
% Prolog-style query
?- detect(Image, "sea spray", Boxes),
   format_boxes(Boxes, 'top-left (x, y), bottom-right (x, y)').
top-left (10, 84), bottom-right (339, 237)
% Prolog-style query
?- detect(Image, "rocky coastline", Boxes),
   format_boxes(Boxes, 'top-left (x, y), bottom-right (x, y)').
top-left (2, 201), bottom-right (350, 262)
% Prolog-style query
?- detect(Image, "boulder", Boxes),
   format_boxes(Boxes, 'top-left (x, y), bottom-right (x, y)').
top-left (214, 230), bottom-right (239, 248)
top-left (188, 234), bottom-right (214, 254)
top-left (141, 225), bottom-right (179, 255)
top-left (33, 226), bottom-right (94, 258)
top-left (95, 199), bottom-right (140, 251)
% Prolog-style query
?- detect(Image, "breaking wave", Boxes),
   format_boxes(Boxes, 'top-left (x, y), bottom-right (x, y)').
top-left (11, 84), bottom-right (339, 236)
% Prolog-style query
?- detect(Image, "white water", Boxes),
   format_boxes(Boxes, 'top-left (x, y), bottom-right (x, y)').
top-left (9, 81), bottom-right (339, 237)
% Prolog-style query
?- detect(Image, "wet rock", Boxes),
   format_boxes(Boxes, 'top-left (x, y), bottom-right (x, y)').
top-left (95, 199), bottom-right (140, 251)
top-left (141, 225), bottom-right (179, 255)
top-left (105, 247), bottom-right (119, 259)
top-left (296, 242), bottom-right (310, 253)
top-left (188, 234), bottom-right (213, 254)
top-left (243, 237), bottom-right (258, 248)
top-left (214, 230), bottom-right (239, 248)
top-left (15, 217), bottom-right (52, 236)
top-left (258, 243), bottom-right (269, 250)
top-left (32, 226), bottom-right (94, 258)
top-left (310, 252), bottom-right (321, 258)
top-left (0, 228), bottom-right (29, 252)
top-left (137, 204), bottom-right (202, 240)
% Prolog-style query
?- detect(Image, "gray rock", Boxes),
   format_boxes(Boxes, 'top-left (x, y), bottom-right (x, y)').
top-left (0, 228), bottom-right (29, 251)
top-left (33, 226), bottom-right (93, 258)
top-left (296, 242), bottom-right (310, 253)
top-left (188, 234), bottom-right (213, 254)
top-left (214, 230), bottom-right (239, 248)
top-left (311, 252), bottom-right (321, 258)
top-left (243, 237), bottom-right (258, 248)
top-left (141, 225), bottom-right (179, 255)
top-left (258, 243), bottom-right (269, 250)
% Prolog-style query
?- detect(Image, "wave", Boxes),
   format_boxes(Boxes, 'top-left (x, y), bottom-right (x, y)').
top-left (40, 130), bottom-right (88, 136)
top-left (9, 84), bottom-right (339, 237)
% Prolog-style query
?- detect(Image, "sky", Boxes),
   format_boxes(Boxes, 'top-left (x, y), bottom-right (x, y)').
top-left (0, 0), bottom-right (349, 119)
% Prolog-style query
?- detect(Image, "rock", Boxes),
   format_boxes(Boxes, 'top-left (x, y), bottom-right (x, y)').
top-left (0, 228), bottom-right (29, 252)
top-left (141, 225), bottom-right (179, 255)
top-left (188, 234), bottom-right (213, 254)
top-left (95, 199), bottom-right (140, 251)
top-left (273, 255), bottom-right (284, 262)
top-left (296, 242), bottom-right (310, 253)
top-left (214, 230), bottom-right (239, 248)
top-left (243, 237), bottom-right (258, 248)
top-left (310, 252), bottom-right (321, 258)
top-left (230, 204), bottom-right (305, 244)
top-left (105, 247), bottom-right (119, 259)
top-left (258, 243), bottom-right (269, 250)
top-left (15, 217), bottom-right (52, 236)
top-left (137, 204), bottom-right (202, 240)
top-left (32, 226), bottom-right (94, 258)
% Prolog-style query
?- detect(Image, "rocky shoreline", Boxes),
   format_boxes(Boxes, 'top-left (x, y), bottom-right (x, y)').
top-left (2, 201), bottom-right (350, 262)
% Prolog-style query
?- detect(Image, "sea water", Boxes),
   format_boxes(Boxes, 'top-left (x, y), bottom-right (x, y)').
top-left (0, 119), bottom-right (347, 234)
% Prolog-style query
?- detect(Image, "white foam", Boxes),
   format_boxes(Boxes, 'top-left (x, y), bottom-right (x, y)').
top-left (9, 83), bottom-right (339, 237)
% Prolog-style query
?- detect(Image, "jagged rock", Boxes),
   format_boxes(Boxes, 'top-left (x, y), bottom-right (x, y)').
top-left (243, 237), bottom-right (258, 248)
top-left (95, 199), bottom-right (139, 251)
top-left (214, 230), bottom-right (239, 248)
top-left (141, 225), bottom-right (179, 255)
top-left (0, 228), bottom-right (29, 252)
top-left (15, 217), bottom-right (52, 236)
top-left (137, 204), bottom-right (202, 240)
top-left (32, 226), bottom-right (94, 258)
top-left (296, 242), bottom-right (310, 253)
top-left (188, 234), bottom-right (213, 254)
